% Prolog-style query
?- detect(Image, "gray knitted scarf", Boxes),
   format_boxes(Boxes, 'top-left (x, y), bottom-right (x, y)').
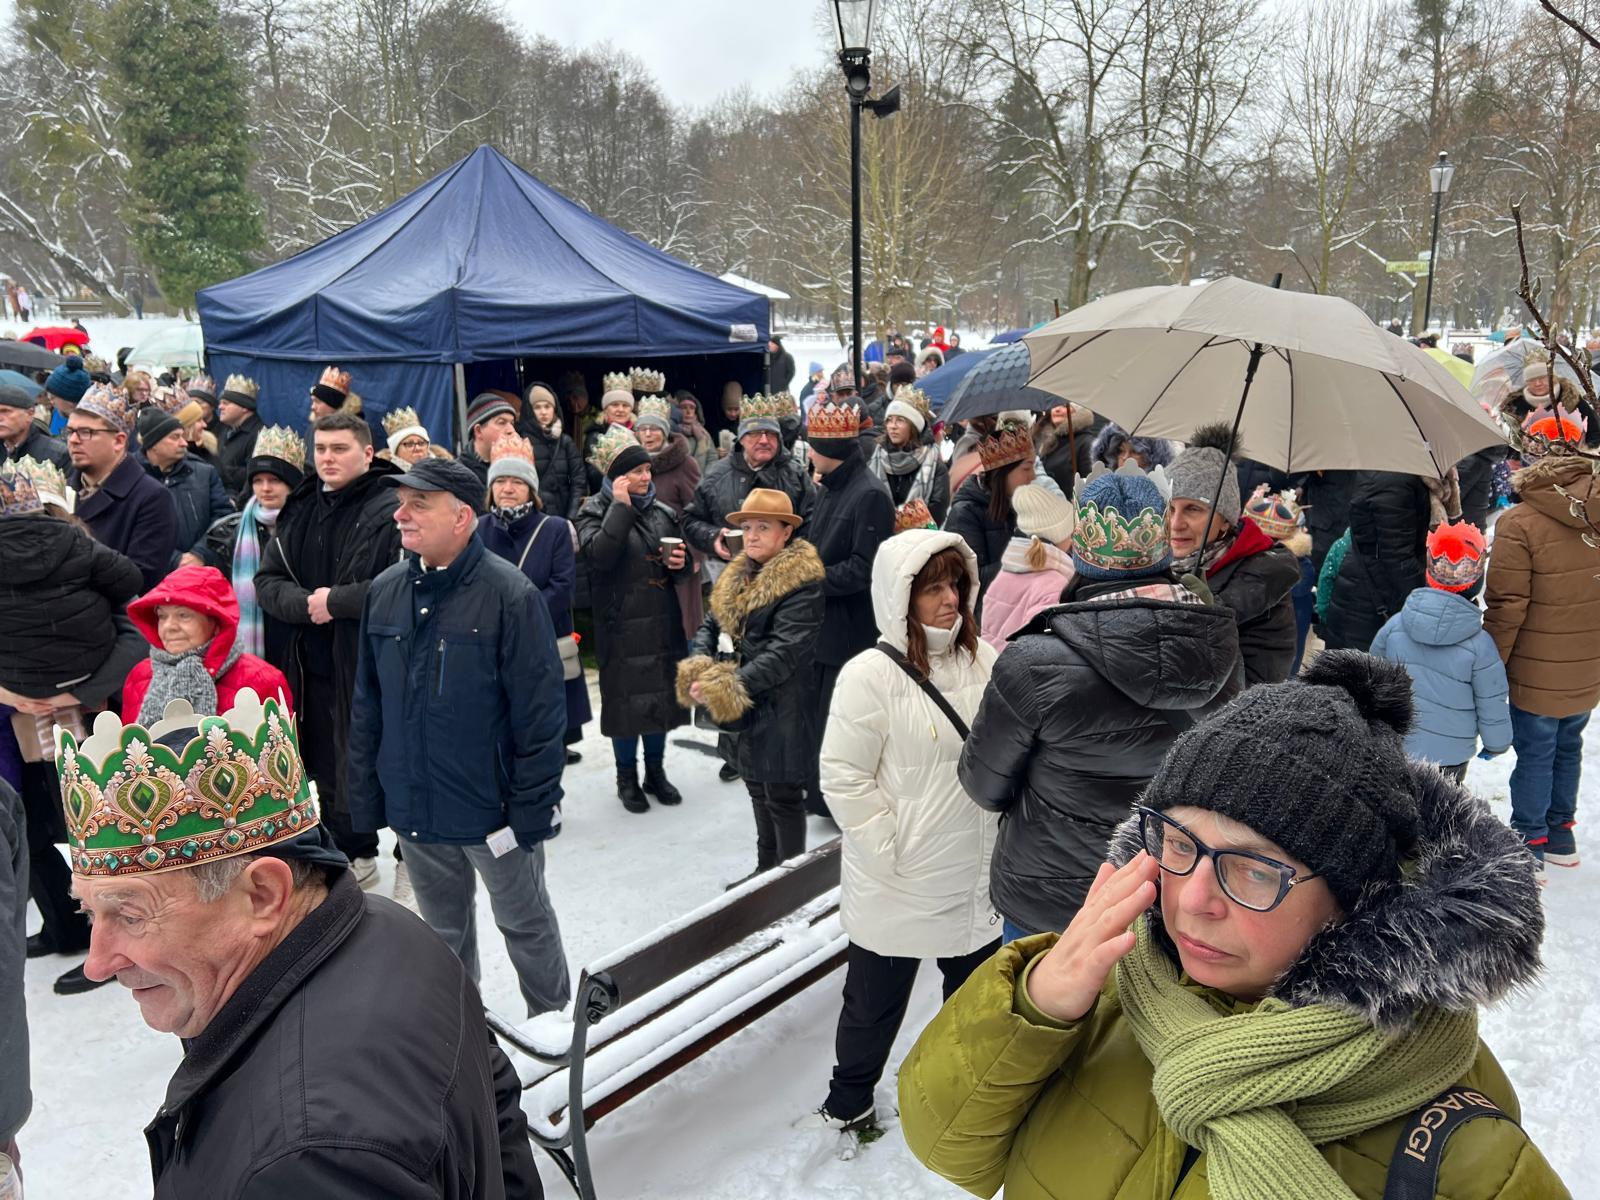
top-left (137, 637), bottom-right (243, 725)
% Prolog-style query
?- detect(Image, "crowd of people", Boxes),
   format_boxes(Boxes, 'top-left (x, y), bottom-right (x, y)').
top-left (0, 324), bottom-right (1590, 1199)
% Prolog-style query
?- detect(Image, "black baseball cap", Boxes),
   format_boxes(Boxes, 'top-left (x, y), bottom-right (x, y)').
top-left (386, 457), bottom-right (485, 515)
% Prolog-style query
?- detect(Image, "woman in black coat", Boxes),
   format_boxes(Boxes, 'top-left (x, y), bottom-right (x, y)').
top-left (942, 427), bottom-right (1036, 603)
top-left (677, 489), bottom-right (824, 876)
top-left (477, 440), bottom-right (592, 763)
top-left (1321, 470), bottom-right (1431, 653)
top-left (520, 383), bottom-right (586, 520)
top-left (575, 428), bottom-right (695, 813)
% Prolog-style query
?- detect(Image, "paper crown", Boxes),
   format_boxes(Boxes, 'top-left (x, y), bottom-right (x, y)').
top-left (0, 462), bottom-right (43, 516)
top-left (740, 392), bottom-right (788, 424)
top-left (1521, 413), bottom-right (1585, 457)
top-left (630, 366), bottom-right (666, 394)
top-left (1243, 485), bottom-right (1305, 542)
top-left (489, 432), bottom-right (535, 464)
top-left (3, 456), bottom-right (72, 513)
top-left (1426, 520), bottom-right (1487, 593)
top-left (311, 365), bottom-right (352, 401)
top-left (769, 390), bottom-right (799, 418)
top-left (382, 405), bottom-right (423, 436)
top-left (252, 425), bottom-right (306, 471)
top-left (602, 371), bottom-right (632, 394)
top-left (55, 691), bottom-right (316, 878)
top-left (806, 400), bottom-right (861, 441)
top-left (76, 382), bottom-right (133, 434)
top-left (894, 499), bottom-right (936, 533)
top-left (890, 385), bottom-right (932, 423)
top-left (221, 374), bottom-right (259, 402)
top-left (153, 385), bottom-right (205, 427)
top-left (588, 423), bottom-right (642, 474)
top-left (978, 424), bottom-right (1034, 473)
top-left (185, 373), bottom-right (216, 400)
top-left (635, 396), bottom-right (674, 426)
top-left (1073, 500), bottom-right (1169, 574)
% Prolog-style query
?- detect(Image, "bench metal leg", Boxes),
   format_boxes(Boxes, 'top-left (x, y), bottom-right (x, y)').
top-left (540, 1144), bottom-right (581, 1198)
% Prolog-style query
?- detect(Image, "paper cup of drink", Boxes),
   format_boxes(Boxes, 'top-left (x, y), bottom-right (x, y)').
top-left (660, 536), bottom-right (684, 558)
top-left (724, 528), bottom-right (745, 555)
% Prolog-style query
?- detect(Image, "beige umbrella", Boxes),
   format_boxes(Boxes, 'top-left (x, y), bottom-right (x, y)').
top-left (1023, 276), bottom-right (1506, 477)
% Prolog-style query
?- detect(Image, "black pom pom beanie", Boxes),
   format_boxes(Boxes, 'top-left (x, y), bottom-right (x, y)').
top-left (1141, 650), bottom-right (1421, 912)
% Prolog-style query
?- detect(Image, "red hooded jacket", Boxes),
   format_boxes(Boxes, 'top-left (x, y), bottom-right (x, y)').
top-left (121, 565), bottom-right (294, 723)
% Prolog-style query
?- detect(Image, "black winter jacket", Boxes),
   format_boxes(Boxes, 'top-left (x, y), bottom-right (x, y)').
top-left (1205, 527), bottom-right (1302, 687)
top-left (943, 474), bottom-right (1015, 598)
top-left (806, 452), bottom-right (895, 666)
top-left (349, 534), bottom-right (566, 845)
top-left (528, 422), bottom-right (585, 520)
top-left (72, 452), bottom-right (179, 592)
top-left (145, 872), bottom-right (541, 1200)
top-left (150, 453), bottom-right (234, 567)
top-left (1456, 445), bottom-right (1507, 532)
top-left (254, 460), bottom-right (404, 741)
top-left (682, 447), bottom-right (816, 555)
top-left (575, 492), bottom-right (695, 738)
top-left (683, 540), bottom-right (826, 784)
top-left (958, 583), bottom-right (1241, 935)
top-left (216, 412), bottom-right (264, 498)
top-left (0, 517), bottom-right (143, 694)
top-left (0, 424), bottom-right (69, 472)
top-left (1302, 469), bottom-right (1356, 574)
top-left (1322, 471), bottom-right (1430, 653)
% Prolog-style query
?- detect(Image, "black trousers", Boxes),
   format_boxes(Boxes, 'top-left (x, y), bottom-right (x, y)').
top-left (746, 781), bottom-right (807, 871)
top-left (21, 760), bottom-right (88, 951)
top-left (805, 661), bottom-right (844, 817)
top-left (826, 938), bottom-right (1001, 1116)
top-left (299, 671), bottom-right (379, 860)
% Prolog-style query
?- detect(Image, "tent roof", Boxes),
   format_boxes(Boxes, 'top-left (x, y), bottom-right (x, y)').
top-left (718, 271), bottom-right (791, 302)
top-left (197, 145), bottom-right (768, 363)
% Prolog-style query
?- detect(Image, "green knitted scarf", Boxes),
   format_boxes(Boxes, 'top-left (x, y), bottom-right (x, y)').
top-left (1116, 919), bottom-right (1479, 1200)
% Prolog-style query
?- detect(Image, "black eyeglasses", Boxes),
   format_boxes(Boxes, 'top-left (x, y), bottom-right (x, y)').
top-left (1135, 806), bottom-right (1319, 912)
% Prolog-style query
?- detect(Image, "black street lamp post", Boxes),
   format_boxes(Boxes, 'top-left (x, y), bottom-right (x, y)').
top-left (1422, 151), bottom-right (1455, 335)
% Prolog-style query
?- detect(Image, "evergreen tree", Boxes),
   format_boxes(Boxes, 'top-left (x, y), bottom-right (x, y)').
top-left (109, 0), bottom-right (261, 310)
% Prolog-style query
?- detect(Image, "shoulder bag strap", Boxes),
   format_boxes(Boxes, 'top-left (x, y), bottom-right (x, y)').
top-left (516, 516), bottom-right (552, 571)
top-left (1382, 1088), bottom-right (1522, 1200)
top-left (875, 641), bottom-right (970, 741)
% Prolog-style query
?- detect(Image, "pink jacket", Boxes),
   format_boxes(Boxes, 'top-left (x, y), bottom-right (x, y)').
top-left (980, 539), bottom-right (1075, 651)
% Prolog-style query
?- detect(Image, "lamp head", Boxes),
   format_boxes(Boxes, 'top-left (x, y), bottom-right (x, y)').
top-left (1430, 151), bottom-right (1455, 195)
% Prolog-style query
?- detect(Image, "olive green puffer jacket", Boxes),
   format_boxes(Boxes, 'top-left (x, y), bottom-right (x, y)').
top-left (898, 937), bottom-right (1566, 1200)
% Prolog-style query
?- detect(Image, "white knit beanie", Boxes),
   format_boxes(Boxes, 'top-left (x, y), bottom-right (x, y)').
top-left (1012, 483), bottom-right (1076, 545)
top-left (884, 396), bottom-right (927, 433)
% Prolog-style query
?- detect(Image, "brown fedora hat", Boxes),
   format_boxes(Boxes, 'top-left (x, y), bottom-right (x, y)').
top-left (727, 487), bottom-right (802, 527)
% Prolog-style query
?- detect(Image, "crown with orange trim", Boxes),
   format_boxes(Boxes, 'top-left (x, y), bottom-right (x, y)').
top-left (310, 366), bottom-right (352, 405)
top-left (978, 423), bottom-right (1034, 473)
top-left (806, 400), bottom-right (861, 441)
top-left (1426, 521), bottom-right (1487, 592)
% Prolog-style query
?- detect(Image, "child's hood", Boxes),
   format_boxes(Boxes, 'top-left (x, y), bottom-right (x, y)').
top-left (1399, 586), bottom-right (1484, 647)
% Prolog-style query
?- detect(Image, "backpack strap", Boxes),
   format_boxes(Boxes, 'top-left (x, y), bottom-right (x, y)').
top-left (1383, 1088), bottom-right (1522, 1200)
top-left (875, 641), bottom-right (970, 741)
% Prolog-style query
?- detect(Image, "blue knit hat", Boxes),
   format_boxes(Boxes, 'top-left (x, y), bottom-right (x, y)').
top-left (1071, 471), bottom-right (1172, 582)
top-left (45, 355), bottom-right (91, 404)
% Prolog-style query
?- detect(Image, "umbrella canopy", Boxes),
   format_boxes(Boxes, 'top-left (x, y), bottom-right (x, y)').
top-left (1469, 338), bottom-right (1586, 416)
top-left (916, 347), bottom-right (993, 409)
top-left (942, 340), bottom-right (1060, 424)
top-left (988, 328), bottom-right (1029, 344)
top-left (20, 325), bottom-right (89, 353)
top-left (1022, 277), bottom-right (1506, 476)
top-left (0, 369), bottom-right (43, 396)
top-left (1423, 346), bottom-right (1475, 391)
top-left (128, 322), bottom-right (205, 370)
top-left (0, 339), bottom-right (64, 372)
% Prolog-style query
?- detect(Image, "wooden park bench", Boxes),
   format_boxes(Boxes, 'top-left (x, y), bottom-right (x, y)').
top-left (487, 838), bottom-right (846, 1199)
top-left (54, 298), bottom-right (105, 321)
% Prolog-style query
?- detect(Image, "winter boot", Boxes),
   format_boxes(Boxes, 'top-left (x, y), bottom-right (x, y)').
top-left (1523, 834), bottom-right (1548, 885)
top-left (1546, 821), bottom-right (1581, 868)
top-left (642, 761), bottom-right (682, 806)
top-left (793, 1103), bottom-right (877, 1133)
top-left (718, 762), bottom-right (742, 783)
top-left (617, 768), bottom-right (649, 814)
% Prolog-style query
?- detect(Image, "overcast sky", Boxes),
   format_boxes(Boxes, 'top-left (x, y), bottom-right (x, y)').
top-left (504, 1), bottom-right (835, 110)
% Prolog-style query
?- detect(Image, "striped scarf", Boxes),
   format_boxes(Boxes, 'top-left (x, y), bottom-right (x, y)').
top-left (231, 497), bottom-right (273, 656)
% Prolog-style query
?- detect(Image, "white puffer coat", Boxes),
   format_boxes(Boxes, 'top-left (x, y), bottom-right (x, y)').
top-left (820, 529), bottom-right (1001, 959)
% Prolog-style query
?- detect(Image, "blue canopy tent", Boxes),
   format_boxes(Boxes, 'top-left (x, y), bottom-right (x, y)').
top-left (197, 145), bottom-right (769, 439)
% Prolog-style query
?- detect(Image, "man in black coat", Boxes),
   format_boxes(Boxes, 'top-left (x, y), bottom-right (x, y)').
top-left (214, 375), bottom-right (265, 498)
top-left (66, 384), bottom-right (178, 591)
top-left (802, 402), bottom-right (894, 809)
top-left (256, 411), bottom-right (403, 877)
top-left (1322, 470), bottom-right (1431, 653)
top-left (767, 334), bottom-right (796, 394)
top-left (0, 384), bottom-right (68, 470)
top-left (138, 405), bottom-right (234, 571)
top-left (65, 715), bottom-right (539, 1200)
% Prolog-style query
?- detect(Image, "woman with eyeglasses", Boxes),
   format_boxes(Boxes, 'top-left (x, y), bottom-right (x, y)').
top-left (901, 651), bottom-right (1567, 1200)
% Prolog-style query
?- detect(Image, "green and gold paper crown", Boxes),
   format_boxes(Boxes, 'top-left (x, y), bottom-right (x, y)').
top-left (56, 691), bottom-right (316, 877)
top-left (636, 396), bottom-right (674, 425)
top-left (769, 390), bottom-right (798, 418)
top-left (588, 423), bottom-right (642, 474)
top-left (630, 366), bottom-right (666, 394)
top-left (1073, 500), bottom-right (1168, 573)
top-left (739, 392), bottom-right (787, 423)
top-left (252, 425), bottom-right (306, 471)
top-left (5, 455), bottom-right (72, 513)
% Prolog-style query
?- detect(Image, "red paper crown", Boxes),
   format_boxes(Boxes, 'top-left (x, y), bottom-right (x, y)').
top-left (978, 424), bottom-right (1034, 473)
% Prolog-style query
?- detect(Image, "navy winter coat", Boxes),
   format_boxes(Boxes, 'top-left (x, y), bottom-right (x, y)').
top-left (348, 534), bottom-right (566, 845)
top-left (1371, 586), bottom-right (1512, 767)
top-left (149, 453), bottom-right (233, 567)
top-left (72, 452), bottom-right (178, 592)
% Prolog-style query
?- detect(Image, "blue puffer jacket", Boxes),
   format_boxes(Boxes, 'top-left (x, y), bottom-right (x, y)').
top-left (1370, 586), bottom-right (1512, 767)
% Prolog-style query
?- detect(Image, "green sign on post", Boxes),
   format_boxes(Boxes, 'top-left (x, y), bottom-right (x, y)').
top-left (1386, 260), bottom-right (1430, 275)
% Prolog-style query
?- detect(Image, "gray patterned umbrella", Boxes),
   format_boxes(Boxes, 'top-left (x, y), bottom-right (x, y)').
top-left (940, 340), bottom-right (1059, 423)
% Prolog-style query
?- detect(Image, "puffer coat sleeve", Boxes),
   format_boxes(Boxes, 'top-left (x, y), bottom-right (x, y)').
top-left (1471, 630), bottom-right (1514, 754)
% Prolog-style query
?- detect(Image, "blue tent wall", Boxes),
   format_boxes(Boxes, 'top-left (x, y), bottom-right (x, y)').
top-left (206, 353), bottom-right (454, 442)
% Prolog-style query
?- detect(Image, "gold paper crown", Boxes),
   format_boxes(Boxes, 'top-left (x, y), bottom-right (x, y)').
top-left (382, 405), bottom-right (423, 436)
top-left (489, 433), bottom-right (535, 464)
top-left (56, 692), bottom-right (315, 877)
top-left (588, 423), bottom-right (642, 474)
top-left (630, 366), bottom-right (666, 394)
top-left (894, 499), bottom-right (935, 533)
top-left (1073, 500), bottom-right (1169, 573)
top-left (252, 425), bottom-right (306, 471)
top-left (0, 462), bottom-right (43, 516)
top-left (1243, 486), bottom-right (1305, 542)
top-left (769, 390), bottom-right (798, 418)
top-left (5, 456), bottom-right (70, 512)
top-left (76, 383), bottom-right (133, 434)
top-left (891, 385), bottom-right (932, 423)
top-left (636, 396), bottom-right (674, 425)
top-left (740, 392), bottom-right (786, 423)
top-left (978, 424), bottom-right (1034, 473)
top-left (221, 374), bottom-right (259, 402)
top-left (185, 373), bottom-right (216, 399)
top-left (602, 371), bottom-right (632, 394)
top-left (313, 365), bottom-right (352, 397)
top-left (806, 400), bottom-right (861, 440)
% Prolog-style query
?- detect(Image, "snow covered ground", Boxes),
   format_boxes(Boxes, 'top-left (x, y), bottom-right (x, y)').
top-left (19, 713), bottom-right (1600, 1197)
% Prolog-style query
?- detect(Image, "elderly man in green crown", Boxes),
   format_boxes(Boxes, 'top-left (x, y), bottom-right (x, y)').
top-left (58, 690), bottom-right (542, 1199)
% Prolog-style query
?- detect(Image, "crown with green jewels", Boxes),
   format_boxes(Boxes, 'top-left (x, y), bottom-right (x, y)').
top-left (588, 423), bottom-right (642, 474)
top-left (1072, 500), bottom-right (1168, 573)
top-left (740, 392), bottom-right (788, 423)
top-left (252, 424), bottom-right (306, 471)
top-left (769, 390), bottom-right (798, 418)
top-left (636, 396), bottom-right (673, 425)
top-left (56, 691), bottom-right (316, 878)
top-left (5, 455), bottom-right (72, 513)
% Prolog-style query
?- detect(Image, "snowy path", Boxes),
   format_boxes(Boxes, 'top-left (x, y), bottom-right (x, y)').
top-left (19, 722), bottom-right (1600, 1198)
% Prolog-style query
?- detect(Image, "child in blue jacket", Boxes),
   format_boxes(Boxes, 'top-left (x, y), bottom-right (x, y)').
top-left (1371, 520), bottom-right (1511, 780)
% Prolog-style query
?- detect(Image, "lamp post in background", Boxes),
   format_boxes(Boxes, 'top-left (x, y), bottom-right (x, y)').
top-left (831, 0), bottom-right (899, 388)
top-left (1422, 151), bottom-right (1455, 334)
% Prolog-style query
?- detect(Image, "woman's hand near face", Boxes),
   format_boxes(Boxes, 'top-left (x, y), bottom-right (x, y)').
top-left (1024, 853), bottom-right (1159, 1023)
top-left (612, 473), bottom-right (633, 502)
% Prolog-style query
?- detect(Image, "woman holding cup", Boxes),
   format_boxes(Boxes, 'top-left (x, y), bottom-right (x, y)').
top-left (576, 425), bottom-right (696, 813)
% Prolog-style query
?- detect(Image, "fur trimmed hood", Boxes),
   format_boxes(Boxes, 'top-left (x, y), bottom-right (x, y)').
top-left (708, 538), bottom-right (825, 641)
top-left (1108, 764), bottom-right (1544, 1031)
